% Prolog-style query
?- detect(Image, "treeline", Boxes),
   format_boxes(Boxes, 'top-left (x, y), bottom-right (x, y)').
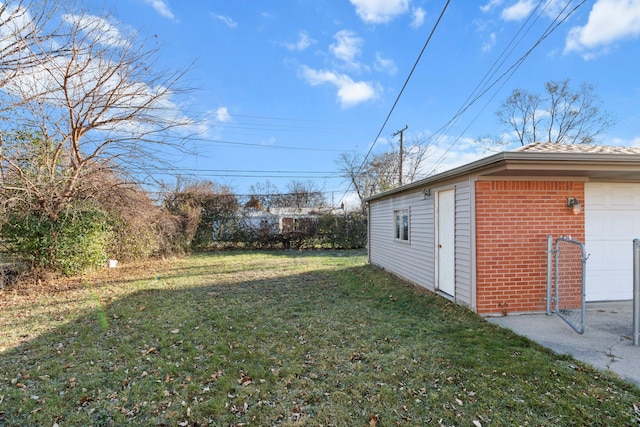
top-left (1, 177), bottom-right (367, 279)
top-left (164, 180), bottom-right (367, 251)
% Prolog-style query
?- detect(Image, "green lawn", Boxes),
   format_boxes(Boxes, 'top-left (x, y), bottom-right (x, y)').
top-left (1, 251), bottom-right (639, 426)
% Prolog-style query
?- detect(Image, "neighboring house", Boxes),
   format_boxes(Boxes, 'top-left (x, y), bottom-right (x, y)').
top-left (365, 143), bottom-right (640, 315)
top-left (213, 207), bottom-right (337, 241)
top-left (249, 207), bottom-right (333, 233)
top-left (243, 208), bottom-right (279, 233)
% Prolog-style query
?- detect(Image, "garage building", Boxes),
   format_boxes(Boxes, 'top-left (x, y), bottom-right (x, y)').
top-left (365, 143), bottom-right (640, 315)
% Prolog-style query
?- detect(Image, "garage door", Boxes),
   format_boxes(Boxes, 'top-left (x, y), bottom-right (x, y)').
top-left (585, 183), bottom-right (640, 301)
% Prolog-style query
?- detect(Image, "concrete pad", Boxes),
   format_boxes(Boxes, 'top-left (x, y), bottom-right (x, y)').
top-left (487, 301), bottom-right (640, 387)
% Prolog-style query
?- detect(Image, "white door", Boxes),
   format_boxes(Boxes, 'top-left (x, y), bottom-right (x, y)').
top-left (585, 183), bottom-right (640, 301)
top-left (437, 189), bottom-right (455, 296)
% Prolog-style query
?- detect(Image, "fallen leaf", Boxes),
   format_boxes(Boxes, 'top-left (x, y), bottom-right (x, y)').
top-left (237, 373), bottom-right (252, 386)
top-left (473, 421), bottom-right (482, 427)
top-left (171, 329), bottom-right (180, 334)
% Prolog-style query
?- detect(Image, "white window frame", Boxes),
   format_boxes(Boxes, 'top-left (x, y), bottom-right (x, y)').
top-left (393, 209), bottom-right (410, 242)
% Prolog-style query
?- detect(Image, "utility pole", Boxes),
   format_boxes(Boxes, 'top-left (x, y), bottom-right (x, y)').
top-left (392, 125), bottom-right (408, 186)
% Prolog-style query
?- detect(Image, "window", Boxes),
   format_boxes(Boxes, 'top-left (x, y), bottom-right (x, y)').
top-left (394, 209), bottom-right (409, 241)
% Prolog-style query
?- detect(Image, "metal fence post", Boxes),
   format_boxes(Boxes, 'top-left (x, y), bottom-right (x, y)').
top-left (633, 239), bottom-right (640, 346)
top-left (547, 234), bottom-right (553, 315)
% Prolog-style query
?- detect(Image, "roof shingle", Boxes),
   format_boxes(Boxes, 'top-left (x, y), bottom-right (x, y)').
top-left (513, 142), bottom-right (640, 155)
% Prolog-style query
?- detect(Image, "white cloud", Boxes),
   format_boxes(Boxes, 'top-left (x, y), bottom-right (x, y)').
top-left (411, 7), bottom-right (426, 28)
top-left (496, 0), bottom-right (573, 22)
top-left (564, 0), bottom-right (640, 57)
top-left (212, 14), bottom-right (238, 28)
top-left (411, 135), bottom-right (487, 178)
top-left (482, 32), bottom-right (497, 52)
top-left (143, 0), bottom-right (175, 20)
top-left (540, 0), bottom-right (571, 18)
top-left (63, 14), bottom-right (129, 48)
top-left (0, 5), bottom-right (35, 54)
top-left (215, 107), bottom-right (231, 123)
top-left (481, 0), bottom-right (504, 13)
top-left (349, 0), bottom-right (410, 24)
top-left (300, 66), bottom-right (378, 108)
top-left (330, 30), bottom-right (363, 68)
top-left (374, 52), bottom-right (397, 75)
top-left (501, 0), bottom-right (535, 21)
top-left (284, 31), bottom-right (316, 51)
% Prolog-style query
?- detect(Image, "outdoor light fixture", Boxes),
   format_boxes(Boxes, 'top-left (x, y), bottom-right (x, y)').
top-left (422, 188), bottom-right (431, 199)
top-left (567, 197), bottom-right (582, 215)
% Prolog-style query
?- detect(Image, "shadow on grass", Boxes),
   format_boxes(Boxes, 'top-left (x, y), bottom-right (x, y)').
top-left (1, 253), bottom-right (639, 426)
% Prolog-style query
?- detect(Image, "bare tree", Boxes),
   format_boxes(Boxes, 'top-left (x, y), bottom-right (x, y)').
top-left (0, 3), bottom-right (193, 223)
top-left (337, 132), bottom-right (433, 206)
top-left (399, 132), bottom-right (433, 184)
top-left (336, 151), bottom-right (372, 205)
top-left (248, 180), bottom-right (280, 210)
top-left (162, 179), bottom-right (239, 250)
top-left (248, 180), bottom-right (326, 210)
top-left (275, 180), bottom-right (325, 210)
top-left (0, 1), bottom-right (62, 88)
top-left (487, 78), bottom-right (615, 149)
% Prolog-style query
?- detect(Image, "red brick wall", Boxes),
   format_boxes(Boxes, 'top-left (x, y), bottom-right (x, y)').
top-left (475, 181), bottom-right (585, 314)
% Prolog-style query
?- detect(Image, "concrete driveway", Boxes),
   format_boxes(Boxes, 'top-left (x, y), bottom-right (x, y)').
top-left (487, 301), bottom-right (640, 387)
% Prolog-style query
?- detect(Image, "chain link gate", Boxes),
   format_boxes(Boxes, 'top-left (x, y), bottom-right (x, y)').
top-left (548, 236), bottom-right (589, 334)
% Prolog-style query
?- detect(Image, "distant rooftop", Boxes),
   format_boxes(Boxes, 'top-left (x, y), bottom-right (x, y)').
top-left (514, 142), bottom-right (640, 155)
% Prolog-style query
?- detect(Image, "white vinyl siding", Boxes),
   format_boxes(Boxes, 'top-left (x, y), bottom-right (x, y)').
top-left (368, 179), bottom-right (473, 306)
top-left (369, 191), bottom-right (435, 291)
top-left (454, 182), bottom-right (472, 307)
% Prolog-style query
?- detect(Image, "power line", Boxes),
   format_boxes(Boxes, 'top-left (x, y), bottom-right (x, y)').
top-left (177, 168), bottom-right (337, 174)
top-left (338, 0), bottom-right (452, 205)
top-left (204, 112), bottom-right (341, 124)
top-left (133, 169), bottom-right (345, 179)
top-left (143, 188), bottom-right (360, 198)
top-left (186, 137), bottom-right (345, 152)
top-left (152, 173), bottom-right (344, 179)
top-left (208, 122), bottom-right (337, 133)
top-left (426, 0), bottom-right (548, 143)
top-left (425, 0), bottom-right (586, 176)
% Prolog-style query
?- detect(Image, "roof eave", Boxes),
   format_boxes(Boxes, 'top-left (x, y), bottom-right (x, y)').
top-left (365, 150), bottom-right (640, 202)
top-left (365, 151), bottom-right (506, 202)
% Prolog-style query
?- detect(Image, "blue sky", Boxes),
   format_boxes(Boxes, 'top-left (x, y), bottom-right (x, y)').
top-left (93, 0), bottom-right (639, 206)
